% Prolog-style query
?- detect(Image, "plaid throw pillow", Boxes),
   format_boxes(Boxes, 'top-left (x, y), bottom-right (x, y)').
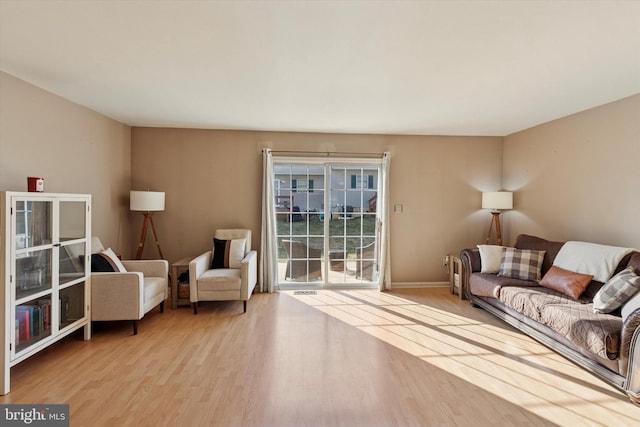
top-left (593, 266), bottom-right (640, 314)
top-left (498, 247), bottom-right (546, 281)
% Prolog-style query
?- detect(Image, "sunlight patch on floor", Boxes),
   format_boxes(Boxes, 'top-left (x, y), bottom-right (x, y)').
top-left (283, 289), bottom-right (640, 425)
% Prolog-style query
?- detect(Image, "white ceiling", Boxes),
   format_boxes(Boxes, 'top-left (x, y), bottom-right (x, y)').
top-left (1, 1), bottom-right (639, 136)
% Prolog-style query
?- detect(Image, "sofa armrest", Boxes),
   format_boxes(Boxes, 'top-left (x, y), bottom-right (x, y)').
top-left (240, 250), bottom-right (258, 300)
top-left (121, 259), bottom-right (169, 278)
top-left (460, 248), bottom-right (481, 300)
top-left (189, 251), bottom-right (212, 302)
top-left (91, 272), bottom-right (144, 321)
top-left (623, 308), bottom-right (640, 403)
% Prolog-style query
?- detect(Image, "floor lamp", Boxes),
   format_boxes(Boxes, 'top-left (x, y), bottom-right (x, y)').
top-left (482, 191), bottom-right (513, 246)
top-left (131, 190), bottom-right (166, 259)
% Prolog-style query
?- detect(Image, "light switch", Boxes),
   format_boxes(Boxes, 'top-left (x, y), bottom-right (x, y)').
top-left (394, 204), bottom-right (403, 213)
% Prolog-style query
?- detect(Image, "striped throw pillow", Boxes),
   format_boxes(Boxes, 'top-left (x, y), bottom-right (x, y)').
top-left (211, 238), bottom-right (246, 269)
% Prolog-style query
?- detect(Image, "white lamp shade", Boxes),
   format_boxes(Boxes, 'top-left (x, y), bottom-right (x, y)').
top-left (482, 191), bottom-right (513, 210)
top-left (130, 191), bottom-right (165, 211)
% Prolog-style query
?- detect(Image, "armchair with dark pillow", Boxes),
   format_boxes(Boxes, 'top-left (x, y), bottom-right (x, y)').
top-left (90, 237), bottom-right (168, 335)
top-left (188, 229), bottom-right (257, 314)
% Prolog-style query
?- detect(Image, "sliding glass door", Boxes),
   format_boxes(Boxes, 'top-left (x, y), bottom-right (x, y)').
top-left (274, 159), bottom-right (383, 289)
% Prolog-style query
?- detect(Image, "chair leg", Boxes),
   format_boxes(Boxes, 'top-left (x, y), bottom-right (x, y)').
top-left (243, 300), bottom-right (247, 313)
top-left (132, 321), bottom-right (138, 336)
top-left (193, 302), bottom-right (198, 315)
top-left (160, 300), bottom-right (165, 313)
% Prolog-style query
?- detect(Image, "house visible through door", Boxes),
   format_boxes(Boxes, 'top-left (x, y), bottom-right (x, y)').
top-left (274, 160), bottom-right (382, 288)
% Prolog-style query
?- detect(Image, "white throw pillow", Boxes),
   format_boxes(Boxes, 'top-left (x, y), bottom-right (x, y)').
top-left (621, 290), bottom-right (640, 322)
top-left (228, 239), bottom-right (246, 269)
top-left (477, 245), bottom-right (504, 274)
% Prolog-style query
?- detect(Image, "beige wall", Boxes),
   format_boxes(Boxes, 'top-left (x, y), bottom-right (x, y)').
top-left (6, 68), bottom-right (636, 284)
top-left (131, 128), bottom-right (503, 283)
top-left (503, 94), bottom-right (640, 248)
top-left (0, 72), bottom-right (132, 252)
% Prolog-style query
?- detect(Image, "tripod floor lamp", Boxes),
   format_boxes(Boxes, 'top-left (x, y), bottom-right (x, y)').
top-left (130, 190), bottom-right (166, 260)
top-left (482, 191), bottom-right (513, 246)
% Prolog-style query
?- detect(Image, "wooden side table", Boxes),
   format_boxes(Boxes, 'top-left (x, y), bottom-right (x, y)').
top-left (448, 255), bottom-right (463, 300)
top-left (171, 256), bottom-right (193, 309)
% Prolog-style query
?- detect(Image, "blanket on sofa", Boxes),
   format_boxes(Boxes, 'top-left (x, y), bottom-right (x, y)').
top-left (553, 241), bottom-right (635, 283)
top-left (499, 286), bottom-right (622, 359)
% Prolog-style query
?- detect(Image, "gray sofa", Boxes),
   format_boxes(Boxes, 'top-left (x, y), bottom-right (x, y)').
top-left (461, 234), bottom-right (640, 404)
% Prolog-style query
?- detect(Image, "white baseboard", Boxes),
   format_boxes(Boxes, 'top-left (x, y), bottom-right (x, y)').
top-left (391, 281), bottom-right (449, 289)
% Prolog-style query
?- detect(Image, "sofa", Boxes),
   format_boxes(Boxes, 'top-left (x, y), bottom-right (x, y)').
top-left (90, 237), bottom-right (168, 335)
top-left (460, 234), bottom-right (640, 404)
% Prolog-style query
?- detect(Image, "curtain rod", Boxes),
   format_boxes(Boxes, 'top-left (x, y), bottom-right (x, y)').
top-left (269, 149), bottom-right (384, 158)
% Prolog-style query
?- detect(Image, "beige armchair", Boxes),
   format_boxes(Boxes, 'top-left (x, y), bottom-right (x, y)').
top-left (90, 237), bottom-right (168, 335)
top-left (189, 229), bottom-right (257, 314)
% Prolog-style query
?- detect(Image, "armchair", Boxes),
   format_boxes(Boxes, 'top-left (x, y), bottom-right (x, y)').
top-left (189, 229), bottom-right (257, 314)
top-left (90, 237), bottom-right (168, 335)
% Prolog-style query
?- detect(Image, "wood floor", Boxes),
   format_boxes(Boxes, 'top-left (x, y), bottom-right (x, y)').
top-left (1, 288), bottom-right (638, 426)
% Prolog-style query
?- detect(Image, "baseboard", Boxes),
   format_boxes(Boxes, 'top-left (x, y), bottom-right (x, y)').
top-left (391, 281), bottom-right (449, 289)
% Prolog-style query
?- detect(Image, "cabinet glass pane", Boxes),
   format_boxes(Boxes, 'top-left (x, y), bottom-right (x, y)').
top-left (59, 201), bottom-right (87, 241)
top-left (15, 200), bottom-right (52, 249)
top-left (15, 297), bottom-right (53, 353)
top-left (60, 283), bottom-right (85, 329)
top-left (59, 242), bottom-right (86, 285)
top-left (15, 249), bottom-right (52, 300)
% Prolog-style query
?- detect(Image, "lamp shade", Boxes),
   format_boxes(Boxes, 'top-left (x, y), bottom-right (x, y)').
top-left (482, 191), bottom-right (513, 210)
top-left (130, 191), bottom-right (165, 211)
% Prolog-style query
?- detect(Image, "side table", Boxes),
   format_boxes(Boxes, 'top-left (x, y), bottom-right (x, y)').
top-left (448, 254), bottom-right (463, 300)
top-left (171, 256), bottom-right (193, 309)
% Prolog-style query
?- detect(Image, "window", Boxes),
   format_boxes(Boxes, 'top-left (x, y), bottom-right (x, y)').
top-left (292, 179), bottom-right (314, 193)
top-left (351, 174), bottom-right (374, 189)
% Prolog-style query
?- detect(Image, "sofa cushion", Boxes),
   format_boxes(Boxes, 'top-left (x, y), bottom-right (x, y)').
top-left (627, 252), bottom-right (640, 274)
top-left (211, 238), bottom-right (246, 269)
top-left (539, 303), bottom-right (622, 360)
top-left (498, 248), bottom-right (545, 281)
top-left (514, 234), bottom-right (565, 276)
top-left (477, 245), bottom-right (504, 273)
top-left (198, 268), bottom-right (241, 291)
top-left (499, 286), bottom-right (578, 322)
top-left (469, 273), bottom-right (537, 299)
top-left (593, 266), bottom-right (640, 314)
top-left (142, 276), bottom-right (166, 315)
top-left (539, 266), bottom-right (593, 300)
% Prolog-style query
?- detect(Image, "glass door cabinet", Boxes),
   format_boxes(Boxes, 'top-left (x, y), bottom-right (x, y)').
top-left (1, 192), bottom-right (91, 395)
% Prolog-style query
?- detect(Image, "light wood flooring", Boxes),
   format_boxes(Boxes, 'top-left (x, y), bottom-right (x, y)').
top-left (1, 288), bottom-right (638, 426)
